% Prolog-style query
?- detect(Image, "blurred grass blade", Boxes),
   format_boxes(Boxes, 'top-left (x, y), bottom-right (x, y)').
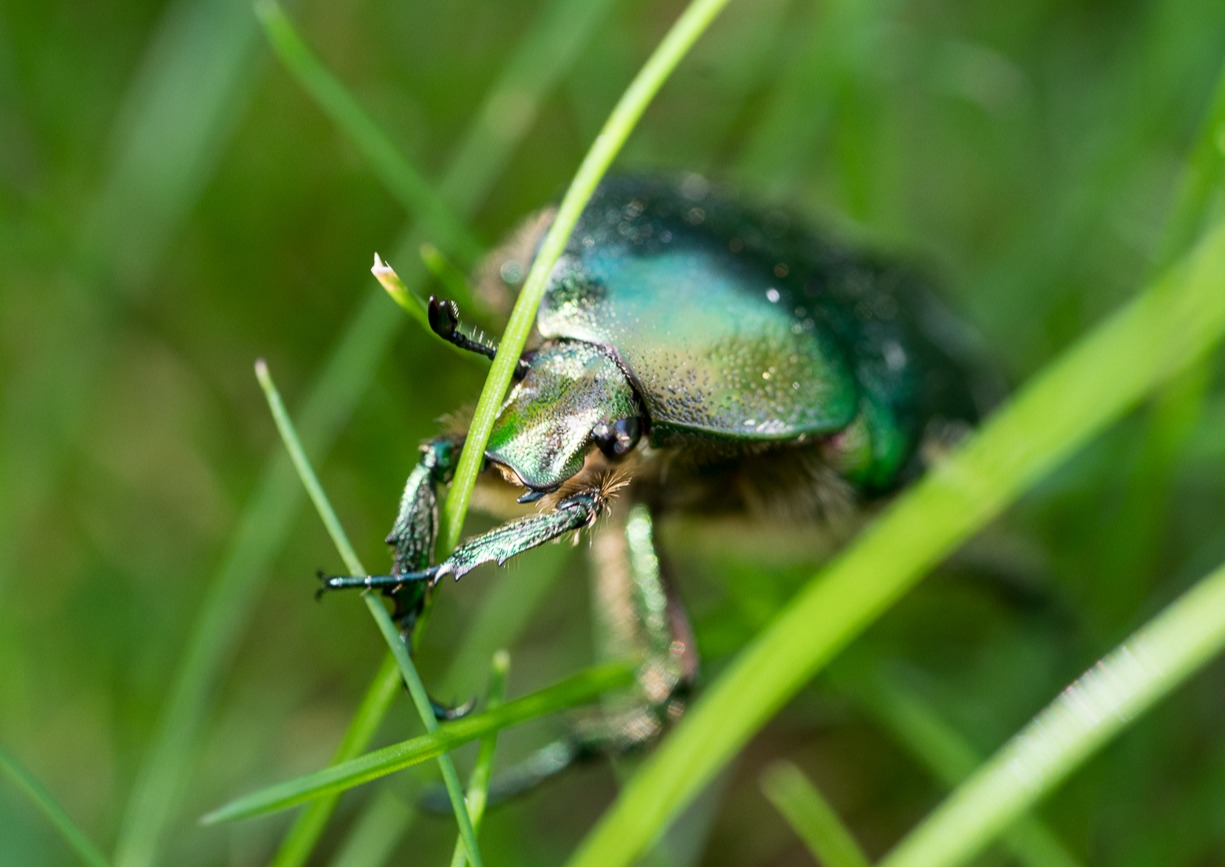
top-left (760, 762), bottom-right (869, 867)
top-left (256, 0), bottom-right (485, 265)
top-left (115, 0), bottom-right (614, 860)
top-left (420, 243), bottom-right (482, 317)
top-left (203, 661), bottom-right (634, 824)
top-left (440, 0), bottom-right (736, 553)
top-left (256, 360), bottom-right (483, 867)
top-left (567, 217), bottom-right (1225, 867)
top-left (370, 253), bottom-right (422, 320)
top-left (1155, 55), bottom-right (1225, 269)
top-left (1096, 54), bottom-right (1225, 621)
top-left (0, 746), bottom-right (111, 867)
top-left (87, 0), bottom-right (262, 293)
top-left (364, 584), bottom-right (485, 866)
top-left (272, 656), bottom-right (402, 867)
top-left (879, 557), bottom-right (1225, 867)
top-left (448, 650), bottom-right (510, 867)
top-left (834, 667), bottom-right (1081, 867)
top-left (327, 788), bottom-right (416, 867)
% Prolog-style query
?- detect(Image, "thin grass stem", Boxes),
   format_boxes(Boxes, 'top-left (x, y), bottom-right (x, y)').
top-left (439, 0), bottom-right (736, 554)
top-left (254, 360), bottom-right (484, 867)
top-left (879, 556), bottom-right (1225, 867)
top-left (760, 762), bottom-right (870, 867)
top-left (202, 660), bottom-right (633, 823)
top-left (448, 651), bottom-right (510, 867)
top-left (567, 216), bottom-right (1225, 867)
top-left (0, 746), bottom-right (111, 867)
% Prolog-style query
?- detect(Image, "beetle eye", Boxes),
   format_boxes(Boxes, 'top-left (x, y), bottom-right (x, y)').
top-left (593, 417), bottom-right (641, 459)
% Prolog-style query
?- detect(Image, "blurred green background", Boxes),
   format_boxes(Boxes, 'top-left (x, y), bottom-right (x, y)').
top-left (3, 0), bottom-right (1225, 864)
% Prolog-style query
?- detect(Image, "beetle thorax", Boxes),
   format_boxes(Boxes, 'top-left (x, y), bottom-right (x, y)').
top-left (485, 340), bottom-right (643, 492)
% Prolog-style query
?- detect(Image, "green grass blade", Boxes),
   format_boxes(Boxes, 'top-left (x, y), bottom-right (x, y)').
top-left (327, 788), bottom-right (416, 867)
top-left (879, 556), bottom-right (1225, 867)
top-left (0, 746), bottom-right (111, 867)
top-left (366, 597), bottom-right (485, 867)
top-left (114, 0), bottom-right (610, 858)
top-left (440, 0), bottom-right (736, 554)
top-left (202, 660), bottom-right (634, 824)
top-left (255, 0), bottom-right (485, 265)
top-left (1095, 53), bottom-right (1225, 622)
top-left (835, 667), bottom-right (1081, 867)
top-left (760, 762), bottom-right (870, 867)
top-left (419, 243), bottom-right (482, 318)
top-left (87, 0), bottom-right (262, 292)
top-left (566, 217), bottom-right (1225, 867)
top-left (448, 650), bottom-right (510, 867)
top-left (1155, 56), bottom-right (1225, 269)
top-left (255, 360), bottom-right (484, 867)
top-left (271, 654), bottom-right (402, 867)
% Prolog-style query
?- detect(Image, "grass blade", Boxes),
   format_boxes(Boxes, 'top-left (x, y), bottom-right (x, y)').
top-left (255, 0), bottom-right (485, 266)
top-left (115, 0), bottom-right (614, 859)
top-left (879, 557), bottom-right (1225, 867)
top-left (202, 660), bottom-right (634, 824)
top-left (448, 650), bottom-right (510, 867)
top-left (327, 788), bottom-right (416, 867)
top-left (271, 655), bottom-right (402, 867)
top-left (439, 0), bottom-right (736, 553)
top-left (835, 667), bottom-right (1082, 867)
top-left (0, 746), bottom-right (111, 867)
top-left (761, 761), bottom-right (869, 867)
top-left (255, 361), bottom-right (484, 866)
top-left (566, 216), bottom-right (1225, 867)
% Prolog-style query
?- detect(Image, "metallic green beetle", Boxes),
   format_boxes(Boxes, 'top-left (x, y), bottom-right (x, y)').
top-left (323, 175), bottom-right (986, 762)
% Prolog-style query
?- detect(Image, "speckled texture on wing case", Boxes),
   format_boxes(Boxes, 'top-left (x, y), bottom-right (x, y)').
top-left (538, 177), bottom-right (863, 441)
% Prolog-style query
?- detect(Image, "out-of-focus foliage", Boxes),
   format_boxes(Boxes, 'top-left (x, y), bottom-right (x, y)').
top-left (1, 0), bottom-right (1223, 865)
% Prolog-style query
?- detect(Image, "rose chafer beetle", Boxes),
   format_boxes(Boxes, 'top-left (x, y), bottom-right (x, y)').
top-left (322, 175), bottom-right (986, 766)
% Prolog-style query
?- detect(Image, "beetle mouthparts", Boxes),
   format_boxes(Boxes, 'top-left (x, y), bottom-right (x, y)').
top-left (517, 488), bottom-right (550, 504)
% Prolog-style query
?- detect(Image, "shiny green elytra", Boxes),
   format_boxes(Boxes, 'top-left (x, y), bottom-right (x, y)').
top-left (323, 175), bottom-right (985, 764)
top-left (486, 175), bottom-right (981, 497)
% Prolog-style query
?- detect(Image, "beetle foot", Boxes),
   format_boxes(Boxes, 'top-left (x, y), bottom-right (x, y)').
top-left (430, 694), bottom-right (477, 721)
top-left (314, 568), bottom-right (437, 596)
top-left (417, 738), bottom-right (582, 813)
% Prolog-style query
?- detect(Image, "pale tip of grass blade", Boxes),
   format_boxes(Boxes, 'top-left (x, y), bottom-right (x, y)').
top-left (372, 253), bottom-right (421, 318)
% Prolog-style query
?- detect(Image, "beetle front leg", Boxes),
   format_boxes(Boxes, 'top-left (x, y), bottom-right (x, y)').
top-left (321, 434), bottom-right (473, 719)
top-left (381, 436), bottom-right (458, 634)
top-left (322, 483), bottom-right (614, 591)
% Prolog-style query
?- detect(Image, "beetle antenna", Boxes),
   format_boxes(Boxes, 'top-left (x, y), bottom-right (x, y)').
top-left (428, 296), bottom-right (530, 378)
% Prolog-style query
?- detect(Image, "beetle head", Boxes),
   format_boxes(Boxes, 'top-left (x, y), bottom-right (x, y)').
top-left (486, 340), bottom-right (643, 492)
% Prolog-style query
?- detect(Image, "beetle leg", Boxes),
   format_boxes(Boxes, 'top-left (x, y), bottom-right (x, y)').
top-left (380, 436), bottom-right (457, 636)
top-left (418, 501), bottom-right (697, 811)
top-left (318, 435), bottom-right (477, 719)
top-left (321, 484), bottom-right (613, 591)
top-left (575, 502), bottom-right (696, 754)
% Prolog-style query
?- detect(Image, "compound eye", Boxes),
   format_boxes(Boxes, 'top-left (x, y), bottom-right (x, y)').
top-left (593, 417), bottom-right (642, 459)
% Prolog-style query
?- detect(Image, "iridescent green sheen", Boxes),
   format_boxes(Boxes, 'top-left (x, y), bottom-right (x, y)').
top-left (533, 177), bottom-right (980, 487)
top-left (539, 183), bottom-right (858, 440)
top-left (486, 341), bottom-right (641, 489)
top-left (322, 176), bottom-right (987, 781)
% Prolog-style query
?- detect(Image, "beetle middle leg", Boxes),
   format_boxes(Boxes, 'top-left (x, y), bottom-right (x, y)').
top-left (419, 499), bottom-right (699, 810)
top-left (575, 501), bottom-right (697, 754)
